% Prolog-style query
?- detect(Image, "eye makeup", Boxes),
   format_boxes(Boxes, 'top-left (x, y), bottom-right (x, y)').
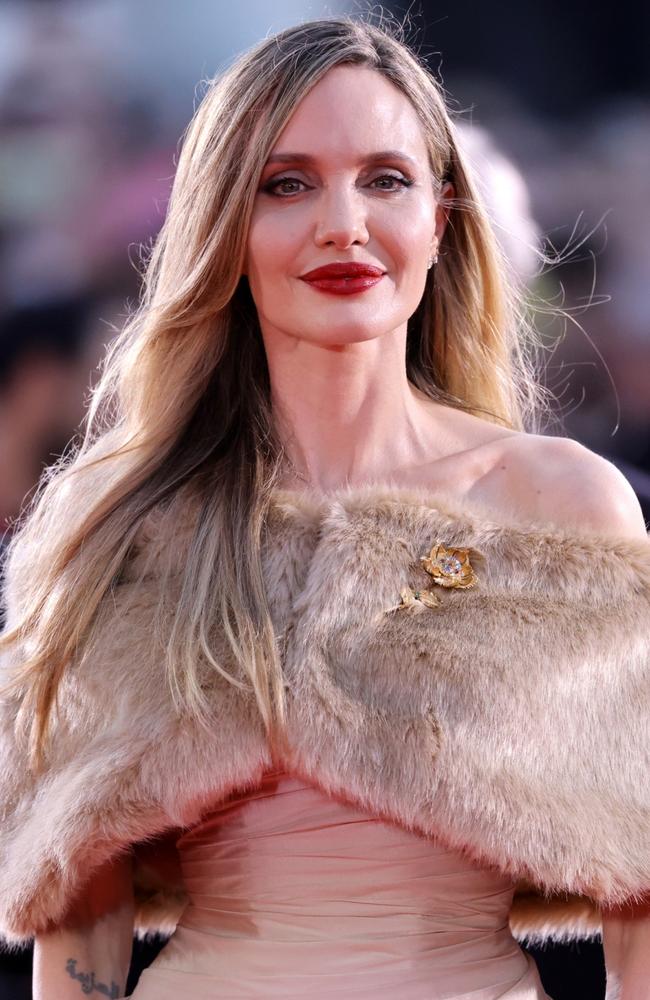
top-left (261, 172), bottom-right (416, 197)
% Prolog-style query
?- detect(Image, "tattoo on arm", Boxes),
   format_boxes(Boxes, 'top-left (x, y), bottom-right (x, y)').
top-left (65, 958), bottom-right (120, 998)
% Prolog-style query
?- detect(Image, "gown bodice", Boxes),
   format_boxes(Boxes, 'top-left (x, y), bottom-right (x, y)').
top-left (128, 769), bottom-right (551, 999)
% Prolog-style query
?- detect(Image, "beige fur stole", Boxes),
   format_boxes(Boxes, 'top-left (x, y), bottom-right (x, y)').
top-left (0, 483), bottom-right (648, 948)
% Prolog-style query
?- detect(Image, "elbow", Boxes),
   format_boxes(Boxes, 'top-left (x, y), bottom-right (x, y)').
top-left (56, 852), bottom-right (135, 932)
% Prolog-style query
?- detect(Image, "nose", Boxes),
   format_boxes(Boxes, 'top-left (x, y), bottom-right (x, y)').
top-left (313, 182), bottom-right (370, 249)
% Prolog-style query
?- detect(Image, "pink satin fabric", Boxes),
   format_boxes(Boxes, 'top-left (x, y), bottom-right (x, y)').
top-left (128, 770), bottom-right (552, 999)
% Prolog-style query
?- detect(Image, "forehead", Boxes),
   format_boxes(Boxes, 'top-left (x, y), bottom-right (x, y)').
top-left (267, 64), bottom-right (430, 166)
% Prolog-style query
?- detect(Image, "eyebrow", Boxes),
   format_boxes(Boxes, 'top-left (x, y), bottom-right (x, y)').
top-left (264, 149), bottom-right (419, 169)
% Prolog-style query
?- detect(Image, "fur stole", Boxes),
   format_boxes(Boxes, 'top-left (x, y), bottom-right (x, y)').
top-left (0, 482), bottom-right (649, 948)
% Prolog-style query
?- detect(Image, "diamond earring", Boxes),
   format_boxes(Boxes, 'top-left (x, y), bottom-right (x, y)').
top-left (427, 240), bottom-right (439, 270)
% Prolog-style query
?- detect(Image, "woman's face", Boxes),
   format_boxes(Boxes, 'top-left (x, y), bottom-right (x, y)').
top-left (245, 64), bottom-right (452, 348)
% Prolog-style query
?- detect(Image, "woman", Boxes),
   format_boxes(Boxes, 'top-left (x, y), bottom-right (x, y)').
top-left (0, 15), bottom-right (648, 1000)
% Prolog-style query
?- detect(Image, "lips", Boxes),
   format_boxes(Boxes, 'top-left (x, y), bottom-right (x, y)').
top-left (300, 262), bottom-right (385, 280)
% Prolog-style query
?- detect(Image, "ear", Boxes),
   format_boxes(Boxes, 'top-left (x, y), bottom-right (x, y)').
top-left (434, 180), bottom-right (455, 245)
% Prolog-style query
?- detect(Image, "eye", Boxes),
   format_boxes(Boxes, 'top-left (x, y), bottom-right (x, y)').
top-left (261, 172), bottom-right (415, 198)
top-left (261, 176), bottom-right (309, 197)
top-left (371, 173), bottom-right (415, 191)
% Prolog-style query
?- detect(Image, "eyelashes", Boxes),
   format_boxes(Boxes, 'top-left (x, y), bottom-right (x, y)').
top-left (261, 173), bottom-right (415, 198)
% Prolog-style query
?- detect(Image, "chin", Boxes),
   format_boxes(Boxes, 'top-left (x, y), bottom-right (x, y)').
top-left (295, 311), bottom-right (404, 343)
top-left (309, 324), bottom-right (389, 346)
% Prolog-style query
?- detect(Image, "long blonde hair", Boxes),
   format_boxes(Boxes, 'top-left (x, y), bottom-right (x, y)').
top-left (0, 12), bottom-right (552, 771)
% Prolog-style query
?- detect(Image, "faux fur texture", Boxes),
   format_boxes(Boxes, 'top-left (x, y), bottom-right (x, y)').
top-left (1, 482), bottom-right (649, 949)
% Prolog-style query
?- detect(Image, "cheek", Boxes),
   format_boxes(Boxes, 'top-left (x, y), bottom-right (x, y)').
top-left (246, 206), bottom-right (300, 278)
top-left (387, 202), bottom-right (434, 261)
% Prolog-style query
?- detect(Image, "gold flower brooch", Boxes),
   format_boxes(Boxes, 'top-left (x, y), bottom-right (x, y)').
top-left (387, 542), bottom-right (479, 612)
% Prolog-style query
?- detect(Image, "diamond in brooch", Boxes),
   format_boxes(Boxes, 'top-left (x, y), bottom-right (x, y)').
top-left (420, 543), bottom-right (478, 590)
top-left (385, 541), bottom-right (479, 613)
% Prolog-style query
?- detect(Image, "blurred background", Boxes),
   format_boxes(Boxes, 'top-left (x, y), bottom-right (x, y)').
top-left (0, 1), bottom-right (647, 998)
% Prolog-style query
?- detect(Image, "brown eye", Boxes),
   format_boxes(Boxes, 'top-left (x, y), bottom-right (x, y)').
top-left (371, 174), bottom-right (413, 190)
top-left (261, 172), bottom-right (414, 198)
top-left (262, 176), bottom-right (308, 197)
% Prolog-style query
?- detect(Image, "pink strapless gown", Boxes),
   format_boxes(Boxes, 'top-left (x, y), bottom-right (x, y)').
top-left (128, 770), bottom-right (552, 999)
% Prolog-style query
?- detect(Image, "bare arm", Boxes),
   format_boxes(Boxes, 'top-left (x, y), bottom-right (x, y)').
top-left (602, 900), bottom-right (650, 1000)
top-left (33, 852), bottom-right (135, 1000)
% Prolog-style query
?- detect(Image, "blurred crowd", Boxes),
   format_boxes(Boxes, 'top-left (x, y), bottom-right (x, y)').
top-left (0, 2), bottom-right (647, 997)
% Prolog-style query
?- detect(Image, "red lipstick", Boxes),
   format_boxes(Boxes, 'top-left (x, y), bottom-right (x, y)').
top-left (299, 261), bottom-right (385, 296)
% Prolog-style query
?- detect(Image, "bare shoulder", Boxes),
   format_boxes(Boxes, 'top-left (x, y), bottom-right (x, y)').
top-left (481, 433), bottom-right (648, 540)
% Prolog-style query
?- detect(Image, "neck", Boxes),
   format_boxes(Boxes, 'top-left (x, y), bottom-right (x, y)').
top-left (265, 325), bottom-right (453, 492)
